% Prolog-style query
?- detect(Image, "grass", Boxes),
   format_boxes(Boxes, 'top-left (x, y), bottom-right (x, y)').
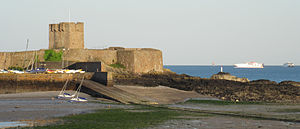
top-left (184, 100), bottom-right (263, 105)
top-left (8, 66), bottom-right (24, 71)
top-left (273, 108), bottom-right (300, 113)
top-left (88, 100), bottom-right (122, 105)
top-left (109, 63), bottom-right (126, 69)
top-left (44, 49), bottom-right (62, 62)
top-left (26, 106), bottom-right (184, 129)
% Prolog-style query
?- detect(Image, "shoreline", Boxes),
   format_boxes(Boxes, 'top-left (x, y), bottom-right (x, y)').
top-left (114, 72), bottom-right (300, 103)
top-left (0, 85), bottom-right (215, 127)
top-left (164, 65), bottom-right (300, 83)
top-left (0, 91), bottom-right (131, 128)
top-left (0, 71), bottom-right (299, 128)
top-left (1, 90), bottom-right (299, 129)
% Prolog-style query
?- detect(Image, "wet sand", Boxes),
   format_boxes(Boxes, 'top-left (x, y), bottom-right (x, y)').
top-left (0, 91), bottom-right (132, 127)
top-left (159, 101), bottom-right (300, 129)
top-left (0, 88), bottom-right (299, 129)
top-left (149, 116), bottom-right (300, 129)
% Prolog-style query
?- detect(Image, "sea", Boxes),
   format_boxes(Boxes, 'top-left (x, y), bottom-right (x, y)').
top-left (164, 65), bottom-right (300, 82)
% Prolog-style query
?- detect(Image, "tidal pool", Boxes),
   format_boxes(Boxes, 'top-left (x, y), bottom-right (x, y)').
top-left (0, 121), bottom-right (28, 128)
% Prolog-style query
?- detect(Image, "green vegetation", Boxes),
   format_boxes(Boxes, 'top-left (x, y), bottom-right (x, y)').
top-left (8, 66), bottom-right (24, 71)
top-left (44, 50), bottom-right (63, 62)
top-left (273, 108), bottom-right (300, 113)
top-left (184, 100), bottom-right (263, 105)
top-left (28, 106), bottom-right (184, 129)
top-left (109, 63), bottom-right (126, 69)
top-left (88, 100), bottom-right (122, 105)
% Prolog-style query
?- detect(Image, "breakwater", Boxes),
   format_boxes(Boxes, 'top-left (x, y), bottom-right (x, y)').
top-left (0, 73), bottom-right (93, 94)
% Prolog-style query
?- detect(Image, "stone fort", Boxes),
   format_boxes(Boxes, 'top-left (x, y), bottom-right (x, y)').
top-left (0, 22), bottom-right (163, 73)
top-left (49, 22), bottom-right (84, 49)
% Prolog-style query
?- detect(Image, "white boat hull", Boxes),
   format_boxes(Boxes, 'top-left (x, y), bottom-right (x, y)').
top-left (283, 63), bottom-right (295, 67)
top-left (234, 62), bottom-right (264, 68)
top-left (70, 97), bottom-right (88, 102)
top-left (57, 93), bottom-right (75, 98)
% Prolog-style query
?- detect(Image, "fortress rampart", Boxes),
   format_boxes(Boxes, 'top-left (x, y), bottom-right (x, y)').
top-left (117, 48), bottom-right (163, 73)
top-left (0, 48), bottom-right (163, 73)
top-left (0, 50), bottom-right (45, 70)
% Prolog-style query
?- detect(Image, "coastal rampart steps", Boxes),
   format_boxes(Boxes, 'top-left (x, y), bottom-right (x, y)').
top-left (82, 80), bottom-right (155, 105)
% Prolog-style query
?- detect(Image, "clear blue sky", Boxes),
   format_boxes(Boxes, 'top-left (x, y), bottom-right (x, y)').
top-left (0, 0), bottom-right (299, 65)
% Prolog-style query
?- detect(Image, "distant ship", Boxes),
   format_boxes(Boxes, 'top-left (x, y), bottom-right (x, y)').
top-left (283, 62), bottom-right (295, 67)
top-left (234, 62), bottom-right (264, 68)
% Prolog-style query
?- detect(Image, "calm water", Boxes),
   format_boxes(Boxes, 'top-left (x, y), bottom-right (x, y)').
top-left (0, 122), bottom-right (28, 128)
top-left (164, 65), bottom-right (300, 82)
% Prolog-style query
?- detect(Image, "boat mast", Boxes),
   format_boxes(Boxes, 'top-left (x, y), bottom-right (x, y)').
top-left (23, 39), bottom-right (29, 69)
top-left (59, 79), bottom-right (69, 96)
top-left (73, 77), bottom-right (84, 98)
top-left (30, 52), bottom-right (35, 70)
top-left (35, 51), bottom-right (38, 69)
top-left (3, 53), bottom-right (7, 69)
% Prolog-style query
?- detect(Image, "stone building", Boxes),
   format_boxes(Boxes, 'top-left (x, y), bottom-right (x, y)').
top-left (0, 22), bottom-right (163, 73)
top-left (49, 22), bottom-right (84, 49)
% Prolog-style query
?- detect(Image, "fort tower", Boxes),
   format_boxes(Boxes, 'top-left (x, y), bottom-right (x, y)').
top-left (49, 22), bottom-right (84, 49)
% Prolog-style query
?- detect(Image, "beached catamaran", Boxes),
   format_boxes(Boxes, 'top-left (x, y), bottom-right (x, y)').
top-left (70, 77), bottom-right (87, 102)
top-left (58, 79), bottom-right (75, 98)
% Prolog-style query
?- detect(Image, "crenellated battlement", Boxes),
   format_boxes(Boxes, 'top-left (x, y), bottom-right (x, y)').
top-left (49, 22), bottom-right (84, 32)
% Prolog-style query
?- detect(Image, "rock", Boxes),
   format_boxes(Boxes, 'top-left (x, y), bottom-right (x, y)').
top-left (210, 72), bottom-right (249, 83)
top-left (114, 72), bottom-right (300, 103)
top-left (250, 79), bottom-right (277, 85)
top-left (279, 81), bottom-right (300, 87)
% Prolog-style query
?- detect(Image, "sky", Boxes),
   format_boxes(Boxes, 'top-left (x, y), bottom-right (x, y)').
top-left (0, 0), bottom-right (299, 65)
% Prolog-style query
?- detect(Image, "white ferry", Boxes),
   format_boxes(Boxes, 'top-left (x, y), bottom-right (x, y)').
top-left (234, 62), bottom-right (264, 68)
top-left (283, 62), bottom-right (295, 67)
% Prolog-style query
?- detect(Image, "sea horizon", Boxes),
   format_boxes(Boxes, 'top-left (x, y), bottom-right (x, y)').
top-left (164, 64), bottom-right (299, 66)
top-left (164, 65), bottom-right (300, 82)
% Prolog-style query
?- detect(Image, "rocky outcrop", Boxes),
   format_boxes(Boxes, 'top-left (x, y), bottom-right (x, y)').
top-left (249, 79), bottom-right (278, 85)
top-left (279, 81), bottom-right (300, 87)
top-left (114, 72), bottom-right (300, 103)
top-left (210, 72), bottom-right (249, 82)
